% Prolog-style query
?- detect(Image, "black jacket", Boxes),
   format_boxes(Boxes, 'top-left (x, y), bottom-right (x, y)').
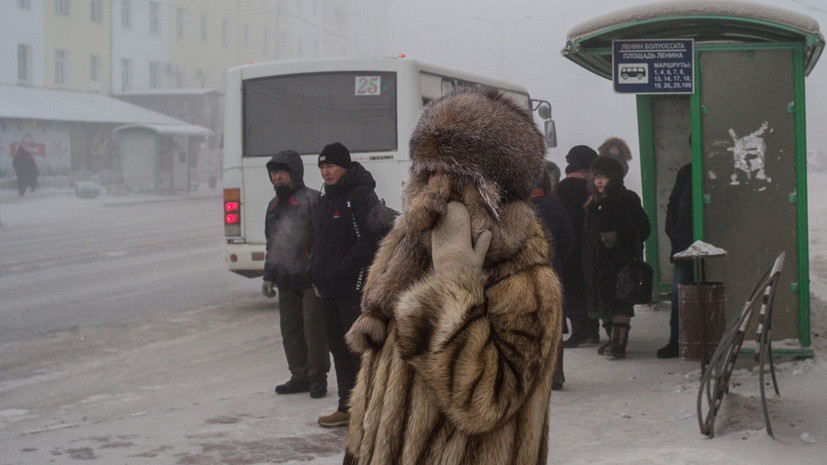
top-left (665, 163), bottom-right (693, 260)
top-left (583, 186), bottom-right (650, 319)
top-left (556, 173), bottom-right (590, 298)
top-left (311, 162), bottom-right (381, 298)
top-left (532, 194), bottom-right (574, 278)
top-left (263, 151), bottom-right (319, 290)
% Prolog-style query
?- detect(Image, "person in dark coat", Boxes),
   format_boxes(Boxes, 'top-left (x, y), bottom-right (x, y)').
top-left (262, 149), bottom-right (330, 399)
top-left (531, 165), bottom-right (574, 390)
top-left (583, 155), bottom-right (650, 359)
top-left (557, 145), bottom-right (600, 347)
top-left (658, 162), bottom-right (694, 358)
top-left (12, 146), bottom-right (38, 196)
top-left (311, 142), bottom-right (381, 428)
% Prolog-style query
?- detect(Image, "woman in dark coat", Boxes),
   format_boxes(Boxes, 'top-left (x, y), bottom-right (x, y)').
top-left (583, 155), bottom-right (650, 359)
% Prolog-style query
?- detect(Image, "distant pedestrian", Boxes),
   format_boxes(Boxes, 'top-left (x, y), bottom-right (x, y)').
top-left (12, 147), bottom-right (38, 196)
top-left (262, 149), bottom-right (329, 399)
top-left (557, 145), bottom-right (600, 347)
top-left (583, 156), bottom-right (650, 359)
top-left (312, 142), bottom-right (381, 428)
top-left (531, 165), bottom-right (574, 390)
top-left (657, 162), bottom-right (694, 359)
top-left (597, 137), bottom-right (632, 177)
top-left (343, 88), bottom-right (562, 465)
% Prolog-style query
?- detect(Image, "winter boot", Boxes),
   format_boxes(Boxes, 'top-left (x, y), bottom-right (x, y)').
top-left (609, 317), bottom-right (631, 360)
top-left (597, 319), bottom-right (613, 356)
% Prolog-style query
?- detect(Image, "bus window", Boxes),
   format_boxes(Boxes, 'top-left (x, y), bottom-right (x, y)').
top-left (242, 71), bottom-right (398, 156)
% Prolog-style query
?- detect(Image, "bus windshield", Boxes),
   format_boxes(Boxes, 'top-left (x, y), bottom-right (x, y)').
top-left (242, 71), bottom-right (398, 156)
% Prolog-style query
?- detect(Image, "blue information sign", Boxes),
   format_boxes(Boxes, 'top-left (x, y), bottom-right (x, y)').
top-left (613, 39), bottom-right (694, 94)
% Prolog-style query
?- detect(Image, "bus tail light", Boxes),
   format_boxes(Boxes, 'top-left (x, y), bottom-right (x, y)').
top-left (224, 188), bottom-right (241, 237)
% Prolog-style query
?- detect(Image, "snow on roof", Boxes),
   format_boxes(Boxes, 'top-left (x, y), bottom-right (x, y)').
top-left (567, 0), bottom-right (821, 41)
top-left (0, 85), bottom-right (189, 125)
top-left (116, 88), bottom-right (223, 96)
top-left (113, 123), bottom-right (213, 136)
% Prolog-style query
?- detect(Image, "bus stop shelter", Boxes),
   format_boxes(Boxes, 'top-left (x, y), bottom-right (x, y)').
top-left (562, 0), bottom-right (824, 357)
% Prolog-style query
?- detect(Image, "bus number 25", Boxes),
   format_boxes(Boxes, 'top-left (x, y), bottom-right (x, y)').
top-left (355, 76), bottom-right (381, 96)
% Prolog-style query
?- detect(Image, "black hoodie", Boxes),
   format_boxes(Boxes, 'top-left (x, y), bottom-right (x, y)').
top-left (263, 150), bottom-right (319, 290)
top-left (311, 161), bottom-right (381, 298)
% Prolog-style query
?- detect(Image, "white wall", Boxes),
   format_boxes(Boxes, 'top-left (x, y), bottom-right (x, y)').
top-left (0, 0), bottom-right (45, 86)
top-left (111, 0), bottom-right (170, 93)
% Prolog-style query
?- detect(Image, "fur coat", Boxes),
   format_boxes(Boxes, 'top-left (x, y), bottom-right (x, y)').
top-left (343, 88), bottom-right (563, 465)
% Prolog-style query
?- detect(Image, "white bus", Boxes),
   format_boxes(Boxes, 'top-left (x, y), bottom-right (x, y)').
top-left (223, 56), bottom-right (556, 277)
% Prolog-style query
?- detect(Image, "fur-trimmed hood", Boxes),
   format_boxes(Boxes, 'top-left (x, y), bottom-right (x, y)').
top-left (408, 87), bottom-right (546, 212)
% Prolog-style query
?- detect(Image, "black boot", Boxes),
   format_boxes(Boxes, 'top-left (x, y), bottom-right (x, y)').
top-left (597, 319), bottom-right (612, 355)
top-left (610, 320), bottom-right (630, 360)
top-left (275, 378), bottom-right (310, 394)
top-left (657, 341), bottom-right (679, 359)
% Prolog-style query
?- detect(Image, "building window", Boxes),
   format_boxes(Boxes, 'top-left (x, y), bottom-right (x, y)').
top-left (121, 0), bottom-right (131, 28)
top-left (149, 1), bottom-right (159, 34)
top-left (55, 50), bottom-right (68, 86)
top-left (200, 14), bottom-right (207, 43)
top-left (54, 0), bottom-right (70, 16)
top-left (121, 58), bottom-right (132, 91)
top-left (149, 62), bottom-right (163, 89)
top-left (18, 0), bottom-right (31, 10)
top-left (90, 0), bottom-right (102, 22)
top-left (17, 44), bottom-right (32, 82)
top-left (90, 54), bottom-right (100, 82)
top-left (176, 7), bottom-right (184, 38)
top-left (222, 20), bottom-right (228, 46)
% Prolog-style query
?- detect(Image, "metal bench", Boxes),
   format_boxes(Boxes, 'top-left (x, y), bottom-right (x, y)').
top-left (696, 252), bottom-right (784, 438)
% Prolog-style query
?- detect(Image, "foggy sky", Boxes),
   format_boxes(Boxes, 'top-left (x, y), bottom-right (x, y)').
top-left (384, 0), bottom-right (827, 192)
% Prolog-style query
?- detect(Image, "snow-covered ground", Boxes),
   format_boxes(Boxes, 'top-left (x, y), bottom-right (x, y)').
top-left (0, 172), bottom-right (825, 464)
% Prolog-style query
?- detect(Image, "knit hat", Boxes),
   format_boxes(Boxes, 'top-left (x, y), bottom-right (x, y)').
top-left (565, 145), bottom-right (598, 172)
top-left (318, 142), bottom-right (352, 169)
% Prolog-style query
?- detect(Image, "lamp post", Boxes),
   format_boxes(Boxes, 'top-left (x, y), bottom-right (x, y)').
top-left (472, 15), bottom-right (532, 79)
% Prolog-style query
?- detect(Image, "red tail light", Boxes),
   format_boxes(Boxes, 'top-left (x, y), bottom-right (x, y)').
top-left (224, 188), bottom-right (241, 236)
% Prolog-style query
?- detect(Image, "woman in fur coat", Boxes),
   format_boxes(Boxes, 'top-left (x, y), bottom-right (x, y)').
top-left (343, 88), bottom-right (563, 465)
top-left (582, 156), bottom-right (650, 359)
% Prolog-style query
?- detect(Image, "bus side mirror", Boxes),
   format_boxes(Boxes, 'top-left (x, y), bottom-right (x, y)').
top-left (531, 98), bottom-right (556, 148)
top-left (545, 120), bottom-right (557, 148)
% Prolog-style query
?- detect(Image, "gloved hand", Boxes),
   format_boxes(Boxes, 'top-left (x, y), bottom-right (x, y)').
top-left (261, 280), bottom-right (276, 298)
top-left (600, 231), bottom-right (618, 249)
top-left (313, 285), bottom-right (322, 298)
top-left (432, 201), bottom-right (491, 274)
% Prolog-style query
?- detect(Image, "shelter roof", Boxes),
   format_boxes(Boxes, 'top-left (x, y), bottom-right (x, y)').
top-left (563, 0), bottom-right (824, 78)
top-left (0, 85), bottom-right (188, 125)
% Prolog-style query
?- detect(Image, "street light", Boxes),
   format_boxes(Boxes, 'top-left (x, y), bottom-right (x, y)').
top-left (472, 15), bottom-right (532, 79)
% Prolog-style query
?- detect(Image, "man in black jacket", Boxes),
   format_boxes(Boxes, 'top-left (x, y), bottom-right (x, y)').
top-left (658, 162), bottom-right (694, 359)
top-left (262, 150), bottom-right (329, 398)
top-left (311, 142), bottom-right (381, 427)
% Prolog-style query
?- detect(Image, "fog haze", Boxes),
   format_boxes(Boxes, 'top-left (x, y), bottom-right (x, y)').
top-left (384, 0), bottom-right (827, 189)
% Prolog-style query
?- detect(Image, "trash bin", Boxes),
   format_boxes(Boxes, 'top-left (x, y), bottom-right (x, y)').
top-left (678, 282), bottom-right (726, 361)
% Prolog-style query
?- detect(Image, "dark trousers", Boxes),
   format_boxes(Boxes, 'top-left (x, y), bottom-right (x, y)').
top-left (565, 293), bottom-right (599, 338)
top-left (321, 294), bottom-right (362, 412)
top-left (278, 287), bottom-right (330, 383)
top-left (669, 260), bottom-right (695, 344)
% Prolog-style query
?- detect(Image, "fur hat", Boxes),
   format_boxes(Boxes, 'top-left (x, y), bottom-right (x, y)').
top-left (318, 142), bottom-right (352, 169)
top-left (565, 145), bottom-right (598, 172)
top-left (408, 87), bottom-right (545, 202)
top-left (597, 137), bottom-right (631, 175)
top-left (589, 155), bottom-right (625, 182)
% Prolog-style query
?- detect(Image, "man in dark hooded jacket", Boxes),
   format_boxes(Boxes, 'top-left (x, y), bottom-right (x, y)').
top-left (311, 142), bottom-right (381, 428)
top-left (12, 146), bottom-right (38, 196)
top-left (263, 150), bottom-right (329, 399)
